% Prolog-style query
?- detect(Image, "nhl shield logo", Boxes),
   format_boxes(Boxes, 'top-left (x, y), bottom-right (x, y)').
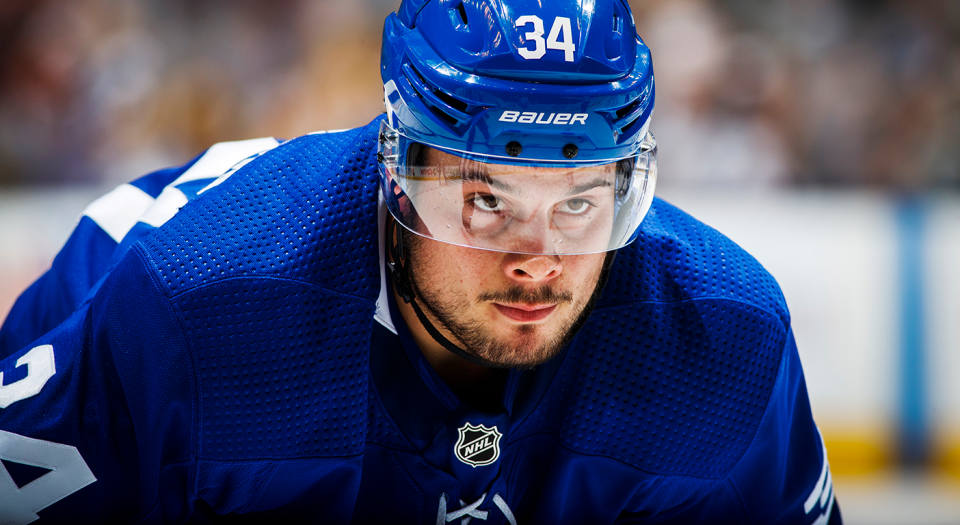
top-left (455, 423), bottom-right (502, 468)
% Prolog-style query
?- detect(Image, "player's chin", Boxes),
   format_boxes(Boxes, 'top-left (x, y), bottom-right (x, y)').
top-left (503, 348), bottom-right (563, 369)
top-left (484, 332), bottom-right (564, 369)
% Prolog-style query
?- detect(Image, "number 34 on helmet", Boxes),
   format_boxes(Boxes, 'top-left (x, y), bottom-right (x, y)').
top-left (379, 0), bottom-right (658, 256)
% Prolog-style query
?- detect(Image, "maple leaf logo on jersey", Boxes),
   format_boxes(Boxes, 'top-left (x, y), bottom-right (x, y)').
top-left (455, 423), bottom-right (502, 468)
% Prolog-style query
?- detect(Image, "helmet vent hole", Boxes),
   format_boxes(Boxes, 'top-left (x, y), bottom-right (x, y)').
top-left (621, 115), bottom-right (642, 133)
top-left (404, 62), bottom-right (471, 126)
top-left (457, 2), bottom-right (469, 25)
top-left (613, 13), bottom-right (621, 33)
top-left (435, 89), bottom-right (469, 113)
top-left (616, 99), bottom-right (640, 119)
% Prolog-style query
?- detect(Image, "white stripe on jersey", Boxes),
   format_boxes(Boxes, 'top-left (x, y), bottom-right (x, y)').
top-left (82, 184), bottom-right (155, 242)
top-left (804, 427), bottom-right (835, 523)
top-left (83, 137), bottom-right (281, 243)
top-left (811, 488), bottom-right (835, 525)
top-left (175, 137), bottom-right (280, 186)
top-left (141, 186), bottom-right (189, 228)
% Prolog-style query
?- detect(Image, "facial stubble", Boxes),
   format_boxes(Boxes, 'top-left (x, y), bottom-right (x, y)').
top-left (403, 229), bottom-right (610, 369)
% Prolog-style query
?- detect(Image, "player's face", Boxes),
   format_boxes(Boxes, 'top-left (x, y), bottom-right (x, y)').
top-left (404, 149), bottom-right (609, 368)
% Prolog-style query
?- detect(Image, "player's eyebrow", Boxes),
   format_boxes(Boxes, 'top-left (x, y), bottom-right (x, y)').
top-left (456, 168), bottom-right (519, 196)
top-left (450, 167), bottom-right (610, 198)
top-left (565, 177), bottom-right (612, 197)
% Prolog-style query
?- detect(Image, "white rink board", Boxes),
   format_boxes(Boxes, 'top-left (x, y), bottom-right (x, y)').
top-left (0, 187), bottom-right (106, 321)
top-left (925, 196), bottom-right (960, 432)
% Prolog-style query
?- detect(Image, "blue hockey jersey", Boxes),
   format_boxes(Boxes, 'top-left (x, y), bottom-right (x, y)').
top-left (0, 117), bottom-right (840, 524)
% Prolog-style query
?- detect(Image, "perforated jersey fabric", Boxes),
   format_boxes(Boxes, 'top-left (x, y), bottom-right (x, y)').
top-left (0, 116), bottom-right (839, 524)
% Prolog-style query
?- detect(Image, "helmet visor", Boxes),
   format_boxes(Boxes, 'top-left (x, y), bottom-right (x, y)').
top-left (379, 124), bottom-right (657, 256)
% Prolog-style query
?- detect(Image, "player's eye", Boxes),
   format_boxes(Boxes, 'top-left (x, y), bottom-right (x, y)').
top-left (557, 198), bottom-right (593, 215)
top-left (473, 194), bottom-right (505, 212)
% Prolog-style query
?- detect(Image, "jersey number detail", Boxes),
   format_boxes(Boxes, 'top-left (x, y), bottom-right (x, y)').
top-left (516, 16), bottom-right (575, 62)
top-left (0, 430), bottom-right (97, 524)
top-left (0, 345), bottom-right (56, 410)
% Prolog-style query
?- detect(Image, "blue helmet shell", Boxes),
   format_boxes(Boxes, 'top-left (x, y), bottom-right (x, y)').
top-left (381, 0), bottom-right (655, 165)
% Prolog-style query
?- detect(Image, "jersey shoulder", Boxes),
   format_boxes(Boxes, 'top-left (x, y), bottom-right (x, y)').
top-left (0, 137), bottom-right (284, 356)
top-left (120, 122), bottom-right (385, 465)
top-left (602, 196), bottom-right (789, 327)
top-left (131, 120), bottom-right (383, 300)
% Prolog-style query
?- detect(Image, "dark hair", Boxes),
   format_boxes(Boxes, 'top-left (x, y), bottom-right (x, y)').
top-left (407, 142), bottom-right (430, 167)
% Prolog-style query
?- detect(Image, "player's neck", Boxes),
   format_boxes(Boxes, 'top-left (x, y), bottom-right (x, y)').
top-left (393, 288), bottom-right (507, 412)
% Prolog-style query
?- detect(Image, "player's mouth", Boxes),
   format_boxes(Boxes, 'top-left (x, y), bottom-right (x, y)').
top-left (492, 303), bottom-right (557, 322)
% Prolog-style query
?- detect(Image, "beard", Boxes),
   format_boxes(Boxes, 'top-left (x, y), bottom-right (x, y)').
top-left (404, 229), bottom-right (611, 369)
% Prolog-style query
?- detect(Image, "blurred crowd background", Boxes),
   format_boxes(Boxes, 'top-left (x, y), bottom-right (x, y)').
top-left (1, 0), bottom-right (959, 190)
top-left (1, 0), bottom-right (959, 522)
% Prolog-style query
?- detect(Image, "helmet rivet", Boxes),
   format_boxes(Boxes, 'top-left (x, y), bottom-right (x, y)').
top-left (562, 144), bottom-right (579, 159)
top-left (505, 141), bottom-right (522, 157)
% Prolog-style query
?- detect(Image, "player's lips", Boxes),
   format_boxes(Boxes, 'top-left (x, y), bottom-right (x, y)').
top-left (493, 303), bottom-right (557, 322)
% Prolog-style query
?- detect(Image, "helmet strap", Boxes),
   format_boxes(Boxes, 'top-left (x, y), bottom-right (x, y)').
top-left (386, 216), bottom-right (501, 368)
top-left (386, 215), bottom-right (414, 303)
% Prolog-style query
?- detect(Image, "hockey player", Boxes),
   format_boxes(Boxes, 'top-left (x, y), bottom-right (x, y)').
top-left (0, 0), bottom-right (841, 523)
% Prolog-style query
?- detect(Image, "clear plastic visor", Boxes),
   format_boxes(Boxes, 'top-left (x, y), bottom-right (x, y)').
top-left (379, 128), bottom-right (658, 255)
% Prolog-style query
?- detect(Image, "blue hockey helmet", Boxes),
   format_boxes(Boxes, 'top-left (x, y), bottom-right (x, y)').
top-left (379, 0), bottom-right (657, 255)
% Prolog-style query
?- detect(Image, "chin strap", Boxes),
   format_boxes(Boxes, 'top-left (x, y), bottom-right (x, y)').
top-left (387, 217), bottom-right (502, 368)
top-left (386, 217), bottom-right (617, 369)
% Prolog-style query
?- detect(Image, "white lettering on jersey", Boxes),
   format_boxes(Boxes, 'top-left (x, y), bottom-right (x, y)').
top-left (0, 345), bottom-right (55, 409)
top-left (0, 431), bottom-right (96, 525)
top-left (0, 345), bottom-right (96, 523)
top-left (498, 112), bottom-right (588, 125)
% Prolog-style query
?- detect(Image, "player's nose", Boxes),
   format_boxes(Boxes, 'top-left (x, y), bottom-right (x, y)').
top-left (502, 252), bottom-right (562, 283)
